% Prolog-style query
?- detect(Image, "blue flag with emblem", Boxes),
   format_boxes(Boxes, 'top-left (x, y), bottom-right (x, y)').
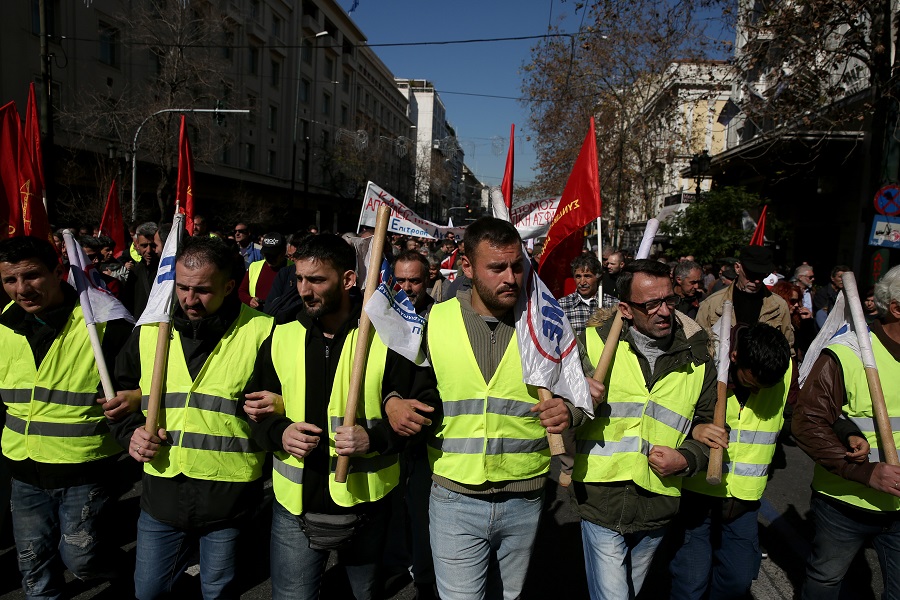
top-left (364, 257), bottom-right (429, 366)
top-left (135, 212), bottom-right (184, 326)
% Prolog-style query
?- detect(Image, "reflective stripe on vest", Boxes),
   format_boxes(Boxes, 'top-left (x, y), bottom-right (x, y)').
top-left (813, 337), bottom-right (900, 512)
top-left (138, 304), bottom-right (273, 482)
top-left (271, 320), bottom-right (398, 516)
top-left (682, 364), bottom-right (789, 501)
top-left (426, 299), bottom-right (549, 486)
top-left (0, 305), bottom-right (121, 464)
top-left (248, 260), bottom-right (265, 298)
top-left (576, 325), bottom-right (705, 496)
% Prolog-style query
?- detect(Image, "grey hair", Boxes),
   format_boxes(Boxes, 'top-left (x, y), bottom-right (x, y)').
top-left (793, 264), bottom-right (813, 278)
top-left (673, 260), bottom-right (701, 280)
top-left (874, 265), bottom-right (900, 317)
top-left (135, 222), bottom-right (159, 238)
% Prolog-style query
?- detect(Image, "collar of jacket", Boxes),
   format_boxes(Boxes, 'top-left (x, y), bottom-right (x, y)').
top-left (172, 293), bottom-right (242, 340)
top-left (456, 289), bottom-right (516, 327)
top-left (0, 282), bottom-right (78, 335)
top-left (595, 309), bottom-right (709, 369)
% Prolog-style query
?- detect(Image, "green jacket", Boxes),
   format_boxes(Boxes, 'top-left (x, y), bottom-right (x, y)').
top-left (573, 310), bottom-right (716, 533)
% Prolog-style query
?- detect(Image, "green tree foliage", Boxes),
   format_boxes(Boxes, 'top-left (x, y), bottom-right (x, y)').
top-left (661, 187), bottom-right (776, 263)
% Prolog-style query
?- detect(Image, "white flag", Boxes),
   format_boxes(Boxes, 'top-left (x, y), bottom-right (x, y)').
top-left (516, 250), bottom-right (593, 416)
top-left (135, 213), bottom-right (185, 326)
top-left (62, 231), bottom-right (134, 325)
top-left (798, 292), bottom-right (855, 387)
top-left (365, 258), bottom-right (429, 366)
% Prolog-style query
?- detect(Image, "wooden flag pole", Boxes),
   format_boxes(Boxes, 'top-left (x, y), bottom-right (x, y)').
top-left (542, 388), bottom-right (567, 455)
top-left (591, 219), bottom-right (659, 388)
top-left (144, 321), bottom-right (172, 434)
top-left (335, 205), bottom-right (392, 483)
top-left (706, 300), bottom-right (733, 485)
top-left (86, 323), bottom-right (115, 401)
top-left (842, 272), bottom-right (899, 466)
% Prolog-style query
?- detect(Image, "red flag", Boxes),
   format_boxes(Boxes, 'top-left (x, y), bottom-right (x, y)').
top-left (538, 117), bottom-right (602, 297)
top-left (16, 114), bottom-right (50, 241)
top-left (25, 82), bottom-right (45, 191)
top-left (501, 124), bottom-right (514, 209)
top-left (0, 102), bottom-right (23, 239)
top-left (100, 179), bottom-right (127, 259)
top-left (176, 115), bottom-right (195, 235)
top-left (440, 248), bottom-right (458, 271)
top-left (750, 205), bottom-right (767, 246)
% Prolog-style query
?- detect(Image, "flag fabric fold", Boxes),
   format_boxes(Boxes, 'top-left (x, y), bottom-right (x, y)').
top-left (501, 124), bottom-right (514, 210)
top-left (0, 102), bottom-right (23, 239)
top-left (749, 205), bottom-right (767, 246)
top-left (364, 258), bottom-right (428, 366)
top-left (176, 116), bottom-right (195, 236)
top-left (16, 111), bottom-right (50, 242)
top-left (538, 117), bottom-right (602, 297)
top-left (798, 292), bottom-right (853, 387)
top-left (62, 230), bottom-right (134, 325)
top-left (100, 179), bottom-right (127, 259)
top-left (136, 212), bottom-right (185, 326)
top-left (25, 83), bottom-right (44, 193)
top-left (517, 252), bottom-right (594, 416)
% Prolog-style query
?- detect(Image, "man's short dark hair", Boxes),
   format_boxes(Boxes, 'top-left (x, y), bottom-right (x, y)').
top-left (462, 217), bottom-right (521, 261)
top-left (0, 236), bottom-right (59, 271)
top-left (571, 254), bottom-right (602, 277)
top-left (78, 235), bottom-right (104, 251)
top-left (673, 260), bottom-right (701, 280)
top-left (734, 323), bottom-right (791, 387)
top-left (831, 264), bottom-right (852, 278)
top-left (394, 250), bottom-right (429, 275)
top-left (617, 259), bottom-right (672, 302)
top-left (177, 236), bottom-right (237, 281)
top-left (136, 222), bottom-right (159, 239)
top-left (97, 235), bottom-right (116, 251)
top-left (294, 233), bottom-right (356, 274)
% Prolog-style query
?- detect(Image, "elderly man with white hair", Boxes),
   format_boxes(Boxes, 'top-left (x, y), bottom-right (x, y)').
top-left (792, 264), bottom-right (900, 599)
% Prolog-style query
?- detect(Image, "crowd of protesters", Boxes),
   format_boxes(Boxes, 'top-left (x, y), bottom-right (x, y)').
top-left (0, 216), bottom-right (897, 600)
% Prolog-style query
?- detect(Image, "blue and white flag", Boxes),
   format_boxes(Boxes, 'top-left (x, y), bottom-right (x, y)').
top-left (364, 258), bottom-right (428, 366)
top-left (516, 245), bottom-right (594, 416)
top-left (135, 212), bottom-right (184, 326)
top-left (63, 230), bottom-right (134, 325)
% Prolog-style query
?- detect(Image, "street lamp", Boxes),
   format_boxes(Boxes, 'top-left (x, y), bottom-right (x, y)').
top-left (291, 30), bottom-right (327, 206)
top-left (689, 149), bottom-right (711, 198)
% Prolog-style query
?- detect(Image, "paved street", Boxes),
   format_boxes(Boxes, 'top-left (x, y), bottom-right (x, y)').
top-left (0, 423), bottom-right (886, 599)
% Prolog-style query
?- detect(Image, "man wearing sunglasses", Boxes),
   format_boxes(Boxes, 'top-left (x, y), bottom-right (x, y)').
top-left (697, 245), bottom-right (794, 351)
top-left (575, 259), bottom-right (716, 599)
top-left (233, 223), bottom-right (262, 269)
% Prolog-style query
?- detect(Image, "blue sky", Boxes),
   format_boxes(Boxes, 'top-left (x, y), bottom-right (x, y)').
top-left (348, 0), bottom-right (584, 189)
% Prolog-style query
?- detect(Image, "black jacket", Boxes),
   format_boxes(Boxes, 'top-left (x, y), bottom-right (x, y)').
top-left (112, 295), bottom-right (270, 529)
top-left (0, 284), bottom-right (131, 489)
top-left (248, 300), bottom-right (437, 515)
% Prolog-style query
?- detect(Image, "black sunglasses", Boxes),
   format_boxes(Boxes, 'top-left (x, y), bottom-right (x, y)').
top-left (627, 294), bottom-right (678, 313)
top-left (234, 229), bottom-right (249, 234)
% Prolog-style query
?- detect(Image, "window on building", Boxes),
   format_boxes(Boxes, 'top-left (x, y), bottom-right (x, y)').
top-left (300, 119), bottom-right (310, 140)
top-left (322, 92), bottom-right (331, 115)
top-left (248, 46), bottom-right (259, 75)
top-left (244, 143), bottom-right (256, 170)
top-left (299, 157), bottom-right (307, 181)
top-left (324, 57), bottom-right (334, 80)
top-left (322, 130), bottom-right (330, 148)
top-left (221, 143), bottom-right (231, 165)
top-left (31, 0), bottom-right (59, 36)
top-left (302, 39), bottom-right (313, 64)
top-left (223, 31), bottom-right (234, 61)
top-left (246, 93), bottom-right (257, 122)
top-left (267, 150), bottom-right (277, 175)
top-left (272, 15), bottom-right (282, 39)
top-left (300, 79), bottom-right (311, 104)
top-left (340, 105), bottom-right (349, 126)
top-left (99, 22), bottom-right (120, 67)
top-left (270, 58), bottom-right (281, 88)
top-left (250, 0), bottom-right (260, 20)
top-left (342, 71), bottom-right (350, 94)
top-left (268, 105), bottom-right (278, 131)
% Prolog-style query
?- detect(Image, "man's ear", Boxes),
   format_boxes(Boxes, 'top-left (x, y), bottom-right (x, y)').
top-left (890, 299), bottom-right (900, 320)
top-left (224, 279), bottom-right (236, 297)
top-left (343, 270), bottom-right (357, 291)
top-left (53, 262), bottom-right (65, 281)
top-left (618, 301), bottom-right (632, 321)
top-left (461, 255), bottom-right (473, 279)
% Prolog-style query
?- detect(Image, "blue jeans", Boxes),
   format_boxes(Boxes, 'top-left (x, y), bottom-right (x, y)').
top-left (270, 500), bottom-right (388, 600)
top-left (580, 519), bottom-right (665, 600)
top-left (429, 483), bottom-right (544, 600)
top-left (802, 494), bottom-right (900, 600)
top-left (134, 510), bottom-right (241, 600)
top-left (10, 478), bottom-right (113, 600)
top-left (668, 494), bottom-right (761, 600)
